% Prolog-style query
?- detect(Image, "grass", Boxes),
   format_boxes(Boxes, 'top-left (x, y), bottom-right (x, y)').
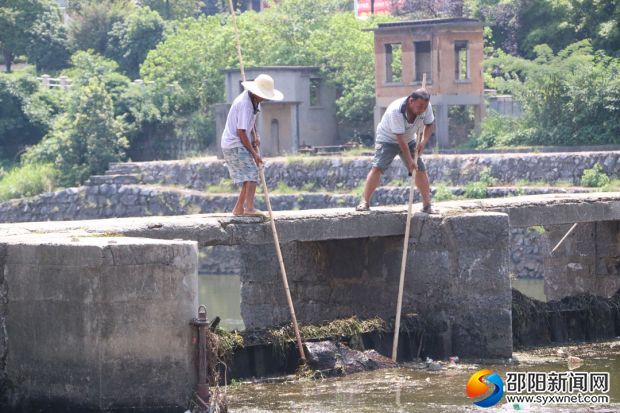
top-left (0, 163), bottom-right (57, 202)
top-left (601, 179), bottom-right (620, 192)
top-left (528, 225), bottom-right (546, 234)
top-left (205, 179), bottom-right (235, 193)
top-left (433, 182), bottom-right (456, 201)
top-left (463, 181), bottom-right (488, 199)
top-left (272, 181), bottom-right (298, 195)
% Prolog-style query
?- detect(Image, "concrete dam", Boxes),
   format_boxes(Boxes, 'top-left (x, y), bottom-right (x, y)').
top-left (1, 192), bottom-right (619, 411)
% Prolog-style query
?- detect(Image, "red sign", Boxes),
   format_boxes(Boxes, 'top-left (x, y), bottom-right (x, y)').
top-left (355, 0), bottom-right (395, 17)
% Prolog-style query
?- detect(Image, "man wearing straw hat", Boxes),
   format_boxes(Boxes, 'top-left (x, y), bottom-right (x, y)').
top-left (356, 89), bottom-right (435, 213)
top-left (221, 73), bottom-right (284, 216)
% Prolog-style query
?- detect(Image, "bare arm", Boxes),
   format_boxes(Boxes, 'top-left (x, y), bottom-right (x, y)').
top-left (416, 123), bottom-right (434, 156)
top-left (237, 128), bottom-right (263, 166)
top-left (396, 134), bottom-right (416, 175)
top-left (251, 127), bottom-right (260, 149)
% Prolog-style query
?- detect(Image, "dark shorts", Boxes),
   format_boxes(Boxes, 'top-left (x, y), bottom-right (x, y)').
top-left (372, 141), bottom-right (426, 173)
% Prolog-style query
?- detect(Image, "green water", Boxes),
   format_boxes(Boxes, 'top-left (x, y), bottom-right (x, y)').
top-left (512, 278), bottom-right (547, 302)
top-left (200, 275), bottom-right (618, 411)
top-left (225, 341), bottom-right (620, 412)
top-left (198, 274), bottom-right (244, 331)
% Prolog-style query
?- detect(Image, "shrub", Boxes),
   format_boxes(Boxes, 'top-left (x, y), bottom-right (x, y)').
top-left (581, 163), bottom-right (610, 188)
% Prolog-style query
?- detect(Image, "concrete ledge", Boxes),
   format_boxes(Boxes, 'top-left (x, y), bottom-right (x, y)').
top-left (0, 235), bottom-right (199, 411)
top-left (1, 193), bottom-right (619, 245)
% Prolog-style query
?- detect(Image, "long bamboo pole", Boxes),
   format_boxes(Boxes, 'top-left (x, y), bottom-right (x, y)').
top-left (391, 74), bottom-right (427, 362)
top-left (226, 0), bottom-right (306, 363)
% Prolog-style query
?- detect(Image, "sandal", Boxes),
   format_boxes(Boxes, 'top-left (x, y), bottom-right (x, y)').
top-left (243, 209), bottom-right (267, 217)
top-left (421, 204), bottom-right (437, 214)
top-left (355, 201), bottom-right (370, 212)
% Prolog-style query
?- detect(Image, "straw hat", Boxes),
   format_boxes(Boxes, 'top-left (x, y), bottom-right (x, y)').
top-left (242, 74), bottom-right (284, 101)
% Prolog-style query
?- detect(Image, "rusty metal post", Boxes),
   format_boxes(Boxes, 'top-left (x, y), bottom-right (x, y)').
top-left (190, 305), bottom-right (210, 404)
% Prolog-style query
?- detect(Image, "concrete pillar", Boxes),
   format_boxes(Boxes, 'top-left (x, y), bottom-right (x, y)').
top-left (0, 235), bottom-right (199, 411)
top-left (543, 221), bottom-right (620, 301)
top-left (435, 104), bottom-right (449, 148)
top-left (238, 211), bottom-right (512, 359)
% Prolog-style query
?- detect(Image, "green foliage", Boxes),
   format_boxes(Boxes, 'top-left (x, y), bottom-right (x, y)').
top-left (480, 40), bottom-right (620, 147)
top-left (142, 0), bottom-right (202, 20)
top-left (0, 0), bottom-right (68, 72)
top-left (0, 162), bottom-right (56, 201)
top-left (581, 163), bottom-right (610, 188)
top-left (205, 178), bottom-right (235, 193)
top-left (67, 0), bottom-right (137, 55)
top-left (141, 0), bottom-right (390, 141)
top-left (24, 75), bottom-right (128, 186)
top-left (463, 181), bottom-right (488, 199)
top-left (469, 111), bottom-right (528, 148)
top-left (0, 72), bottom-right (61, 159)
top-left (478, 167), bottom-right (497, 186)
top-left (106, 6), bottom-right (166, 78)
top-left (25, 3), bottom-right (71, 71)
top-left (433, 183), bottom-right (456, 201)
top-left (528, 225), bottom-right (546, 234)
top-left (473, 0), bottom-right (620, 58)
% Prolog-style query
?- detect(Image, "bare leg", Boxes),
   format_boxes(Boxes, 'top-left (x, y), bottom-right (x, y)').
top-left (415, 170), bottom-right (432, 207)
top-left (361, 167), bottom-right (383, 204)
top-left (244, 181), bottom-right (258, 212)
top-left (232, 183), bottom-right (247, 215)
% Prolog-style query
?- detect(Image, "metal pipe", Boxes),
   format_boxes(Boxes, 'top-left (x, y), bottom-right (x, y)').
top-left (190, 305), bottom-right (211, 404)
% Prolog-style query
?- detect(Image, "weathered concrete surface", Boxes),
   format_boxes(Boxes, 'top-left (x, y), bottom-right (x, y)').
top-left (0, 235), bottom-right (198, 412)
top-left (543, 221), bottom-right (620, 301)
top-left (1, 193), bottom-right (620, 245)
top-left (240, 211), bottom-right (512, 359)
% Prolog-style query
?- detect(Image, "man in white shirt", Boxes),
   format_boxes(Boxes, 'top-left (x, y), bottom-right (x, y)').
top-left (356, 89), bottom-right (435, 213)
top-left (221, 74), bottom-right (283, 216)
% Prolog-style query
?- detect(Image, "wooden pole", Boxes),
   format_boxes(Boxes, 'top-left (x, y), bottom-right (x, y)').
top-left (226, 0), bottom-right (306, 363)
top-left (551, 223), bottom-right (578, 255)
top-left (392, 73), bottom-right (427, 362)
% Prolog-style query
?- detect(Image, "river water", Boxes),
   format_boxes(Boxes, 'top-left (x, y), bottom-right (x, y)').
top-left (199, 275), bottom-right (619, 412)
top-left (224, 341), bottom-right (620, 412)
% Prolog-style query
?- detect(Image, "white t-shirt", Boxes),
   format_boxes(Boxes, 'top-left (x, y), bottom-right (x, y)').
top-left (376, 97), bottom-right (434, 144)
top-left (221, 91), bottom-right (260, 149)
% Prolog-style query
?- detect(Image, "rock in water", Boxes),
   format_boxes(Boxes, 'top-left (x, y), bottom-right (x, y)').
top-left (304, 341), bottom-right (397, 376)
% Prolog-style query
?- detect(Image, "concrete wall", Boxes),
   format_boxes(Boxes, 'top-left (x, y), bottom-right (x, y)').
top-left (543, 221), bottom-right (620, 301)
top-left (239, 212), bottom-right (512, 358)
top-left (0, 235), bottom-right (199, 411)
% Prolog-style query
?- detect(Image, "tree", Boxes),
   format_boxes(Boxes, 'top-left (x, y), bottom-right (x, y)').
top-left (140, 0), bottom-right (387, 142)
top-left (142, 0), bottom-right (203, 19)
top-left (106, 7), bottom-right (166, 78)
top-left (26, 5), bottom-right (71, 71)
top-left (67, 0), bottom-right (136, 55)
top-left (480, 40), bottom-right (620, 147)
top-left (23, 77), bottom-right (129, 186)
top-left (0, 73), bottom-right (60, 159)
top-left (0, 0), bottom-right (50, 72)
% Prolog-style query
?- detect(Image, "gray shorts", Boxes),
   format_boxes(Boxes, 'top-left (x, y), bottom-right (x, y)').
top-left (372, 141), bottom-right (426, 173)
top-left (222, 147), bottom-right (259, 184)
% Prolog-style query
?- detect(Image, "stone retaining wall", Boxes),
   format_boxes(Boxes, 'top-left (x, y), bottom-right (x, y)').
top-left (106, 150), bottom-right (620, 189)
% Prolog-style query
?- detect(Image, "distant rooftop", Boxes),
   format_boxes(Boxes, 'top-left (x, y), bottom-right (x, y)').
top-left (373, 17), bottom-right (482, 31)
top-left (223, 66), bottom-right (320, 73)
